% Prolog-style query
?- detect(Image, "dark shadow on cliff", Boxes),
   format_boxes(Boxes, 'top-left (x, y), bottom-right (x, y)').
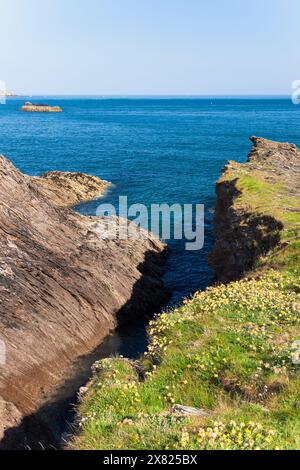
top-left (0, 249), bottom-right (170, 450)
top-left (209, 178), bottom-right (284, 283)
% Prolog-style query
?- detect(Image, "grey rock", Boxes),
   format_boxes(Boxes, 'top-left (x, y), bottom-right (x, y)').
top-left (171, 405), bottom-right (213, 417)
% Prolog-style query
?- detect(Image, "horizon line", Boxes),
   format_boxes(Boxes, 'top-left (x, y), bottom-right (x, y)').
top-left (8, 93), bottom-right (291, 98)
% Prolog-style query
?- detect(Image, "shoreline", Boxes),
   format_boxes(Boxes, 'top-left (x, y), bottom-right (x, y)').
top-left (1, 136), bottom-right (299, 450)
top-left (73, 136), bottom-right (300, 450)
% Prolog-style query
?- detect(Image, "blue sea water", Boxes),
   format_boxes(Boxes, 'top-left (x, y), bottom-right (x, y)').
top-left (0, 97), bottom-right (299, 306)
top-left (2, 97), bottom-right (300, 441)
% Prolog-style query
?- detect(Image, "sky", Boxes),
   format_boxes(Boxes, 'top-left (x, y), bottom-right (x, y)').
top-left (0, 0), bottom-right (299, 95)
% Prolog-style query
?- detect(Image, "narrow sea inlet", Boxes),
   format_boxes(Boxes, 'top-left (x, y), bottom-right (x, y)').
top-left (0, 97), bottom-right (299, 448)
top-left (1, 97), bottom-right (299, 304)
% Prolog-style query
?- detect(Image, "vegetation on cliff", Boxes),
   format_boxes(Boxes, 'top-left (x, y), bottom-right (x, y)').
top-left (74, 137), bottom-right (300, 450)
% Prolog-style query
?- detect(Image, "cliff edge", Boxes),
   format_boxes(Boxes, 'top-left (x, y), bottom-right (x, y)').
top-left (209, 136), bottom-right (300, 282)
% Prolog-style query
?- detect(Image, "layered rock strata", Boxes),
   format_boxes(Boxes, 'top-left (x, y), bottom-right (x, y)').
top-left (0, 156), bottom-right (168, 443)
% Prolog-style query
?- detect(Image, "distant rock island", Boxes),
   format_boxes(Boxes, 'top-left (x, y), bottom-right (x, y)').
top-left (0, 91), bottom-right (17, 97)
top-left (21, 101), bottom-right (62, 112)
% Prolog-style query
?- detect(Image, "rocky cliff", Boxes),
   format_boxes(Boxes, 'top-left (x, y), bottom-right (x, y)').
top-left (31, 171), bottom-right (110, 207)
top-left (0, 156), bottom-right (168, 445)
top-left (209, 137), bottom-right (300, 282)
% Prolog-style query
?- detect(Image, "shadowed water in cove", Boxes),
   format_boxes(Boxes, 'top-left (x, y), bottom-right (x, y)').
top-left (33, 319), bottom-right (151, 448)
top-left (0, 97), bottom-right (299, 448)
top-left (0, 322), bottom-right (155, 449)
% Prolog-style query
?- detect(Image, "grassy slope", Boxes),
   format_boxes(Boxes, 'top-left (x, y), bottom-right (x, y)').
top-left (73, 151), bottom-right (300, 450)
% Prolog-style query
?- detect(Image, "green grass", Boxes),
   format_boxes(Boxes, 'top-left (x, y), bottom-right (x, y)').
top-left (73, 165), bottom-right (300, 451)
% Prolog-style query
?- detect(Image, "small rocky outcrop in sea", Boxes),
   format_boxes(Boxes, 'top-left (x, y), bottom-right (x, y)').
top-left (0, 156), bottom-right (168, 444)
top-left (21, 102), bottom-right (62, 112)
top-left (32, 171), bottom-right (111, 207)
top-left (209, 136), bottom-right (300, 282)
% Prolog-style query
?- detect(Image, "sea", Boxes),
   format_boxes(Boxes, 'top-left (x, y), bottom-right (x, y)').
top-left (1, 96), bottom-right (299, 303)
top-left (1, 96), bottom-right (299, 441)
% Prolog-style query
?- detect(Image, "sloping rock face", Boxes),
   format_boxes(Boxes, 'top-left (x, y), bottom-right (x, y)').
top-left (0, 156), bottom-right (168, 442)
top-left (0, 399), bottom-right (23, 443)
top-left (31, 171), bottom-right (110, 207)
top-left (209, 137), bottom-right (300, 282)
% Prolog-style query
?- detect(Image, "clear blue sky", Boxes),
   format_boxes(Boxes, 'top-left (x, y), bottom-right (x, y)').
top-left (1, 0), bottom-right (299, 95)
